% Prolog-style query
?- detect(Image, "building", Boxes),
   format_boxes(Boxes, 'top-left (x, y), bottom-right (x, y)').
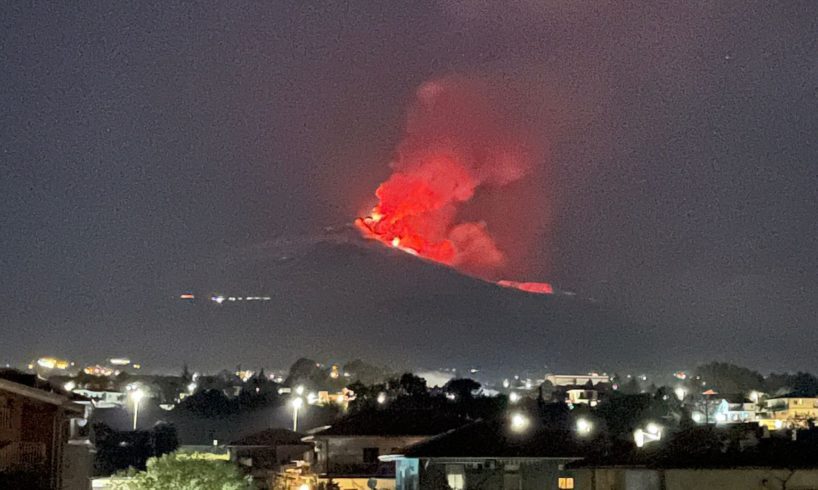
top-left (383, 419), bottom-right (585, 490)
top-left (300, 409), bottom-right (468, 490)
top-left (568, 467), bottom-right (818, 490)
top-left (0, 374), bottom-right (92, 489)
top-left (567, 425), bottom-right (818, 489)
top-left (757, 393), bottom-right (818, 429)
top-left (227, 428), bottom-right (310, 488)
top-left (565, 388), bottom-right (600, 407)
top-left (710, 395), bottom-right (759, 424)
top-left (71, 389), bottom-right (125, 409)
top-left (545, 374), bottom-right (610, 387)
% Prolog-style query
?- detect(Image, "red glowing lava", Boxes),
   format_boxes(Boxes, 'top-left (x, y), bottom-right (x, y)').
top-left (496, 280), bottom-right (554, 295)
top-left (355, 77), bottom-right (552, 295)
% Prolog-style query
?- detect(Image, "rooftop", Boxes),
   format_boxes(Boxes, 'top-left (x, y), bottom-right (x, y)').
top-left (229, 428), bottom-right (304, 447)
top-left (396, 419), bottom-right (587, 459)
top-left (308, 409), bottom-right (469, 438)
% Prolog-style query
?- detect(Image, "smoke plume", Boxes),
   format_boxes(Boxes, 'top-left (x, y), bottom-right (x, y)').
top-left (356, 76), bottom-right (544, 280)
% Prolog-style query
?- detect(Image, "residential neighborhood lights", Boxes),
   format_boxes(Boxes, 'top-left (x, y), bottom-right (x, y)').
top-left (509, 392), bottom-right (521, 403)
top-left (576, 418), bottom-right (593, 436)
top-left (291, 397), bottom-right (304, 432)
top-left (634, 423), bottom-right (662, 448)
top-left (510, 413), bottom-right (530, 433)
top-left (377, 392), bottom-right (387, 404)
top-left (130, 389), bottom-right (144, 430)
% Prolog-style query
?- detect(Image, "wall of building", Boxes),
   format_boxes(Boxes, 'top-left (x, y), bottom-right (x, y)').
top-left (316, 436), bottom-right (426, 474)
top-left (61, 442), bottom-right (93, 490)
top-left (572, 468), bottom-right (818, 490)
top-left (416, 458), bottom-right (574, 490)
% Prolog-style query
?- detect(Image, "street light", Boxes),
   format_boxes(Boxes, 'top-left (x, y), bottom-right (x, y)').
top-left (130, 389), bottom-right (144, 430)
top-left (510, 412), bottom-right (530, 433)
top-left (576, 418), bottom-right (593, 436)
top-left (291, 397), bottom-right (304, 432)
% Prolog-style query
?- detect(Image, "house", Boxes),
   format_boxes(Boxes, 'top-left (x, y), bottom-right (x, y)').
top-left (711, 394), bottom-right (758, 424)
top-left (227, 428), bottom-right (310, 488)
top-left (545, 374), bottom-right (610, 387)
top-left (568, 466), bottom-right (818, 489)
top-left (565, 388), bottom-right (599, 407)
top-left (382, 418), bottom-right (586, 490)
top-left (300, 409), bottom-right (468, 490)
top-left (568, 441), bottom-right (818, 490)
top-left (567, 426), bottom-right (818, 489)
top-left (760, 394), bottom-right (818, 428)
top-left (0, 373), bottom-right (92, 490)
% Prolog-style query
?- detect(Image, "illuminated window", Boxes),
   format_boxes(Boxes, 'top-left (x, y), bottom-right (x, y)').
top-left (558, 477), bottom-right (575, 489)
top-left (446, 464), bottom-right (465, 490)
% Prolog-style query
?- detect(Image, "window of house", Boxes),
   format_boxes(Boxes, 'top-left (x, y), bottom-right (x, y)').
top-left (445, 464), bottom-right (466, 490)
top-left (362, 447), bottom-right (379, 464)
top-left (558, 477), bottom-right (575, 489)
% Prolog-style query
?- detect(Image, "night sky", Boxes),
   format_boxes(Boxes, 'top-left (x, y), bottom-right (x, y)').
top-left (2, 2), bottom-right (816, 373)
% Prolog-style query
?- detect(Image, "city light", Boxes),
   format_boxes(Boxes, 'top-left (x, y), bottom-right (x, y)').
top-left (674, 386), bottom-right (686, 401)
top-left (130, 389), bottom-right (145, 431)
top-left (298, 484), bottom-right (310, 490)
top-left (291, 397), bottom-right (304, 432)
top-left (295, 385), bottom-right (305, 396)
top-left (377, 392), bottom-right (387, 404)
top-left (634, 422), bottom-right (663, 448)
top-left (576, 418), bottom-right (593, 436)
top-left (510, 412), bottom-right (530, 433)
top-left (64, 381), bottom-right (76, 392)
top-left (509, 392), bottom-right (521, 403)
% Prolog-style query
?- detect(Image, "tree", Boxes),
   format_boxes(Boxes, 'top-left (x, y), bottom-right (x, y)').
top-left (444, 378), bottom-right (481, 400)
top-left (109, 452), bottom-right (252, 490)
top-left (343, 359), bottom-right (389, 386)
top-left (285, 358), bottom-right (331, 389)
top-left (399, 373), bottom-right (427, 397)
top-left (151, 423), bottom-right (179, 457)
top-left (694, 362), bottom-right (764, 394)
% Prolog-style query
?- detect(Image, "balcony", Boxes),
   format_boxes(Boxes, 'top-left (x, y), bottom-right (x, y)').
top-left (0, 441), bottom-right (47, 471)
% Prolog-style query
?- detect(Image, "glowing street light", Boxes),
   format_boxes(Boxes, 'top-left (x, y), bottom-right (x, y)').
top-left (377, 392), bottom-right (387, 405)
top-left (674, 386), bottom-right (686, 401)
top-left (509, 392), bottom-right (521, 404)
top-left (295, 385), bottom-right (305, 396)
top-left (510, 412), bottom-right (530, 433)
top-left (130, 389), bottom-right (144, 430)
top-left (576, 418), bottom-right (593, 436)
top-left (291, 397), bottom-right (304, 432)
top-left (634, 422), bottom-right (662, 448)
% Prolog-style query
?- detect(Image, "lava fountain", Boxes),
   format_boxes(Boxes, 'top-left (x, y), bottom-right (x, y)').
top-left (355, 77), bottom-right (553, 294)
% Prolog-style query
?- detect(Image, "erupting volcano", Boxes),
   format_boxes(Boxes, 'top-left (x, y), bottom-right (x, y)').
top-left (355, 77), bottom-right (553, 294)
